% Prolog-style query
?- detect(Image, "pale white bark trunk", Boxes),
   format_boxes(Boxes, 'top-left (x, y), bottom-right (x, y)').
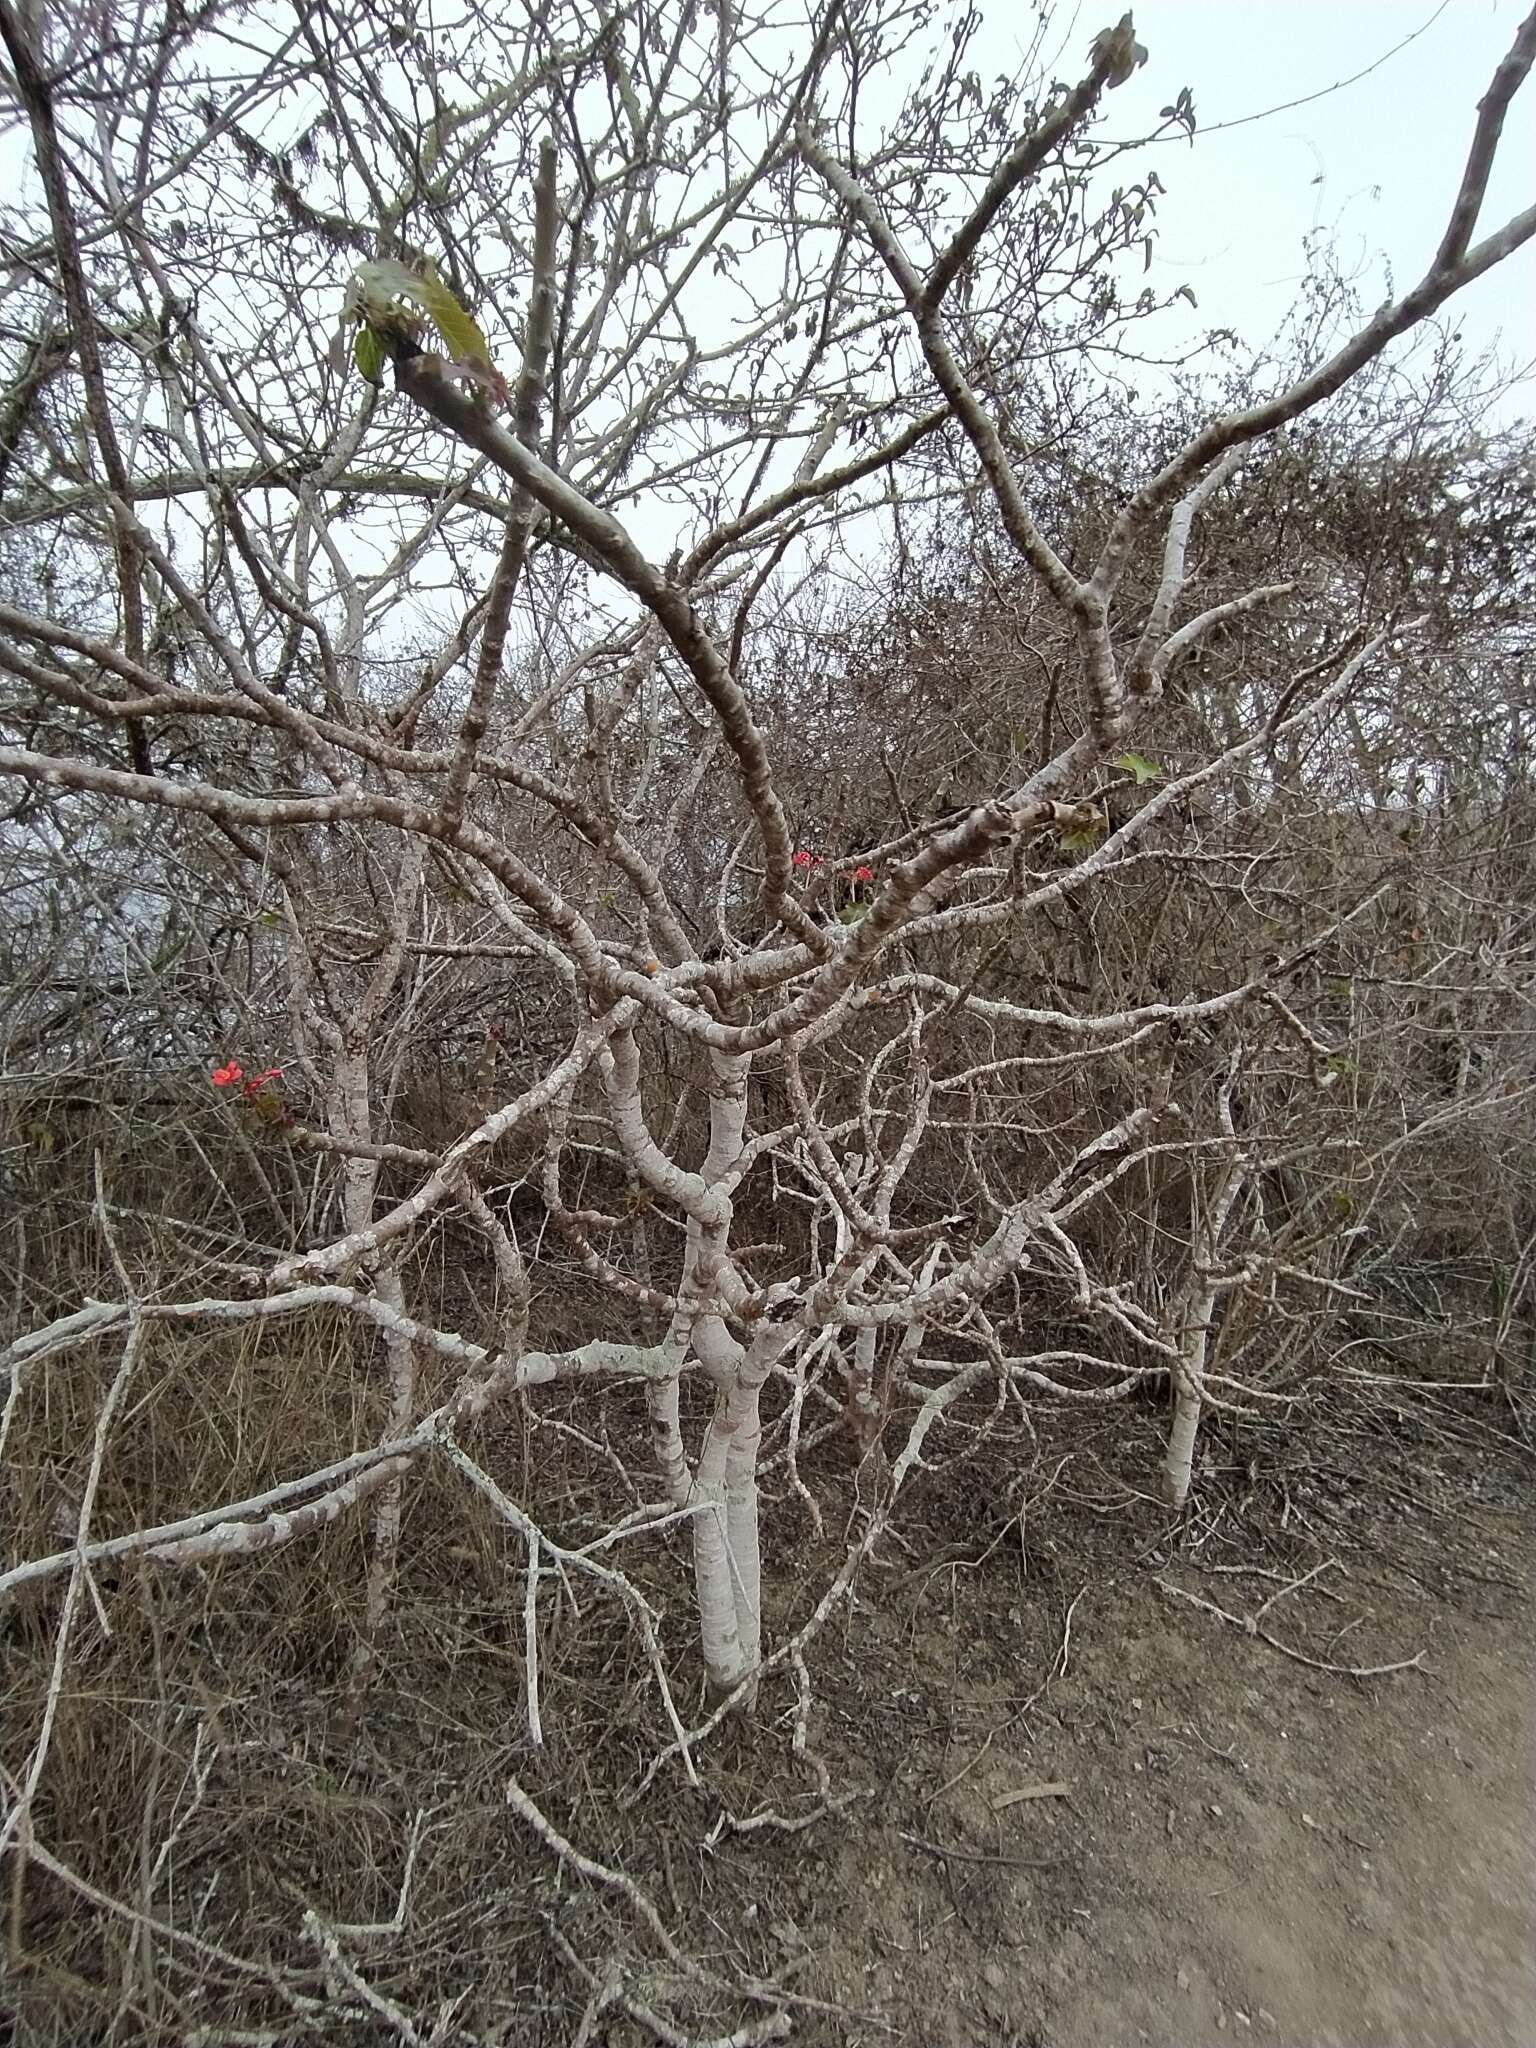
top-left (847, 1322), bottom-right (880, 1448)
top-left (692, 1405), bottom-right (745, 1695)
top-left (600, 1027), bottom-right (784, 1699)
top-left (724, 1382), bottom-right (767, 1673)
top-left (1161, 1065), bottom-right (1247, 1510)
top-left (632, 1043), bottom-right (780, 1694)
top-left (646, 1372), bottom-right (691, 1508)
top-left (1160, 1291), bottom-right (1214, 1509)
top-left (327, 846), bottom-right (425, 1686)
top-left (359, 1261), bottom-right (415, 1643)
top-left (331, 1024), bottom-right (416, 1690)
top-left (692, 1316), bottom-right (794, 1697)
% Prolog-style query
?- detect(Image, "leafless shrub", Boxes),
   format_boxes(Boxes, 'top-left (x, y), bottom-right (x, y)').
top-left (2, 0), bottom-right (1533, 2035)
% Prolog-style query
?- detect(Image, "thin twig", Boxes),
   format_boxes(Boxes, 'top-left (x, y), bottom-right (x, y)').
top-left (1155, 1577), bottom-right (1426, 1678)
top-left (899, 1832), bottom-right (1061, 1872)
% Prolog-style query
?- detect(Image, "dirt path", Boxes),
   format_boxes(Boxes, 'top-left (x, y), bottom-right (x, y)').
top-left (1011, 1575), bottom-right (1534, 2047)
top-left (785, 1495), bottom-right (1535, 2048)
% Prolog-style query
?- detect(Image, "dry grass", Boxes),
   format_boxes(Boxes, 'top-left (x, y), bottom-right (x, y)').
top-left (0, 1110), bottom-right (780, 2042)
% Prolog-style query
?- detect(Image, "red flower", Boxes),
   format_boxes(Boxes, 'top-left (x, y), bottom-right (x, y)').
top-left (243, 1068), bottom-right (284, 1096)
top-left (852, 865), bottom-right (874, 883)
top-left (210, 1061), bottom-right (243, 1088)
top-left (791, 849), bottom-right (822, 870)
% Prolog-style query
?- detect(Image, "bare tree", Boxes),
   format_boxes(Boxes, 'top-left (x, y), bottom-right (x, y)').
top-left (2, 9), bottom-right (1534, 2011)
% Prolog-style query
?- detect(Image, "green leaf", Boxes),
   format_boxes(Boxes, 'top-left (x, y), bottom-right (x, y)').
top-left (353, 324), bottom-right (386, 386)
top-left (1116, 751), bottom-right (1162, 785)
top-left (1059, 825), bottom-right (1103, 854)
top-left (351, 258), bottom-right (495, 376)
top-left (416, 271), bottom-right (496, 372)
top-left (837, 903), bottom-right (869, 925)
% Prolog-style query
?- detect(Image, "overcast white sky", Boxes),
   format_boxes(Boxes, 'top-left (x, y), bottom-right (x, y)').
top-left (992, 0), bottom-right (1536, 422)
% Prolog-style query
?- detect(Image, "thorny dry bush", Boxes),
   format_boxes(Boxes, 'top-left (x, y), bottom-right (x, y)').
top-left (1, 0), bottom-right (1534, 2039)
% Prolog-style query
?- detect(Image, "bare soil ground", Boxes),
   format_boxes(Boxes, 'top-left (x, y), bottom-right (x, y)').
top-left (4, 1375), bottom-right (1532, 2048)
top-left (788, 1491), bottom-right (1535, 2048)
